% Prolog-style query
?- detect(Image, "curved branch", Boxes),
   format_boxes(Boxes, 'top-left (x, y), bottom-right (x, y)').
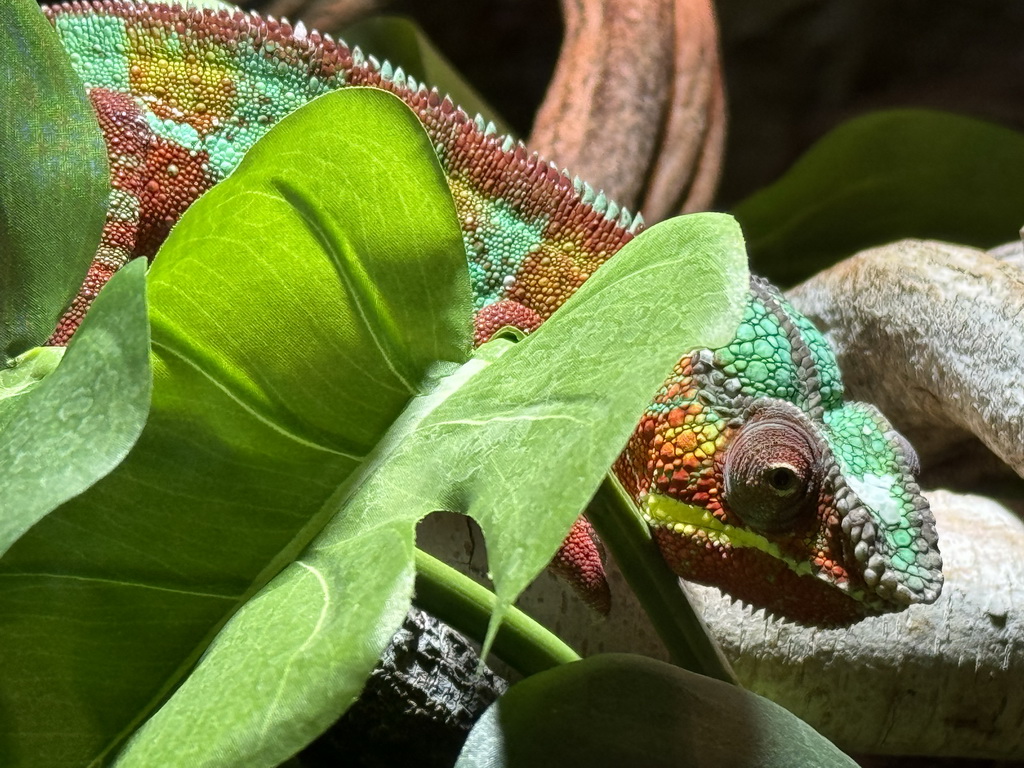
top-left (787, 239), bottom-right (1024, 482)
top-left (529, 0), bottom-right (726, 219)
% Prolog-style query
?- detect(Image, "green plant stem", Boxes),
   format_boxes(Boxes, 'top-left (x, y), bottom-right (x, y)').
top-left (414, 548), bottom-right (581, 677)
top-left (586, 474), bottom-right (738, 684)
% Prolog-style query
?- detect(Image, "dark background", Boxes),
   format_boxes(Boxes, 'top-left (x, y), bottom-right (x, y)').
top-left (372, 0), bottom-right (1024, 207)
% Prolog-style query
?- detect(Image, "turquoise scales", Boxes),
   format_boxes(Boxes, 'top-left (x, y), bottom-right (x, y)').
top-left (616, 277), bottom-right (941, 623)
top-left (47, 1), bottom-right (941, 625)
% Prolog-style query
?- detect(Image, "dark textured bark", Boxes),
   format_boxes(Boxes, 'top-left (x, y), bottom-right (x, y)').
top-left (298, 606), bottom-right (507, 768)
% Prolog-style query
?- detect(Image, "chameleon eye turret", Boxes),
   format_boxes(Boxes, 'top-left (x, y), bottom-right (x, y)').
top-left (722, 402), bottom-right (822, 534)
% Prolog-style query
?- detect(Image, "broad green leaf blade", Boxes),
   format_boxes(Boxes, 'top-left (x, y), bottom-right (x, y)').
top-left (0, 346), bottom-right (65, 427)
top-left (456, 654), bottom-right (858, 768)
top-left (341, 16), bottom-right (511, 135)
top-left (0, 259), bottom-right (150, 556)
top-left (0, 88), bottom-right (471, 768)
top-left (115, 354), bottom-right (491, 768)
top-left (115, 524), bottom-right (415, 768)
top-left (118, 213), bottom-right (747, 768)
top-left (148, 88), bottom-right (472, 456)
top-left (734, 109), bottom-right (1024, 285)
top-left (0, 0), bottom-right (108, 361)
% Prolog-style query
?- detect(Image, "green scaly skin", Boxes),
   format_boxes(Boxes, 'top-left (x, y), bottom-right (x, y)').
top-left (43, 1), bottom-right (941, 626)
top-left (617, 278), bottom-right (941, 625)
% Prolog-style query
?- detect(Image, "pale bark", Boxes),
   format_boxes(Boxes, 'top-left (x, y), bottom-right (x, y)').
top-left (686, 490), bottom-right (1024, 759)
top-left (787, 239), bottom-right (1024, 483)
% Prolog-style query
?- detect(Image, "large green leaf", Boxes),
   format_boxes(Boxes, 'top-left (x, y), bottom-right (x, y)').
top-left (0, 82), bottom-right (748, 766)
top-left (734, 109), bottom-right (1024, 285)
top-left (456, 654), bottom-right (858, 768)
top-left (341, 16), bottom-right (511, 135)
top-left (0, 87), bottom-right (472, 768)
top-left (114, 212), bottom-right (747, 767)
top-left (0, 259), bottom-right (150, 557)
top-left (0, 347), bottom-right (65, 428)
top-left (0, 0), bottom-right (108, 361)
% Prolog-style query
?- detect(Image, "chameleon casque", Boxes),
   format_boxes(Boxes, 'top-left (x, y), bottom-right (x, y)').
top-left (43, 0), bottom-right (942, 627)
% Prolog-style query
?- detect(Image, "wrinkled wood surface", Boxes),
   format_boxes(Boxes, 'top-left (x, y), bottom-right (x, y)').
top-left (787, 239), bottom-right (1024, 483)
top-left (686, 490), bottom-right (1024, 759)
top-left (529, 0), bottom-right (725, 219)
top-left (302, 605), bottom-right (507, 767)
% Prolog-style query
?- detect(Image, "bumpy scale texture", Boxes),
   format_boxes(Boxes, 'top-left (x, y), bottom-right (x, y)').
top-left (47, 3), bottom-right (943, 626)
top-left (45, 0), bottom-right (642, 344)
top-left (616, 279), bottom-right (942, 626)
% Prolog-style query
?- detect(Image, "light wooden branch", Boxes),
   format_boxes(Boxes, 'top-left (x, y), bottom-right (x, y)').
top-left (787, 239), bottom-right (1024, 483)
top-left (685, 489), bottom-right (1024, 759)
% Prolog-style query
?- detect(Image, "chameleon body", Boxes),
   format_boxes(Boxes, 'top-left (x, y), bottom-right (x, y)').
top-left (44, 1), bottom-right (941, 626)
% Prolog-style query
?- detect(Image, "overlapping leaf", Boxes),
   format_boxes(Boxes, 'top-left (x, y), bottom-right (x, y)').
top-left (0, 260), bottom-right (150, 557)
top-left (735, 109), bottom-right (1024, 285)
top-left (456, 654), bottom-right (858, 768)
top-left (0, 0), bottom-right (107, 361)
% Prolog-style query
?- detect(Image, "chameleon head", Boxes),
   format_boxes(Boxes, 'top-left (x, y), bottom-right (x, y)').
top-left (617, 277), bottom-right (943, 626)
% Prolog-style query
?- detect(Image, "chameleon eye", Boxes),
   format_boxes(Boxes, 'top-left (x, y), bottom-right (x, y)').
top-left (723, 408), bottom-right (821, 533)
top-left (766, 465), bottom-right (799, 494)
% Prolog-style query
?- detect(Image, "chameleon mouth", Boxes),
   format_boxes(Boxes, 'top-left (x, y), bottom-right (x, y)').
top-left (641, 492), bottom-right (881, 608)
top-left (643, 493), bottom-right (815, 576)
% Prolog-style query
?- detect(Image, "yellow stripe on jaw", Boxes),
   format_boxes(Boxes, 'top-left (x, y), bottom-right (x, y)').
top-left (641, 493), bottom-right (815, 578)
